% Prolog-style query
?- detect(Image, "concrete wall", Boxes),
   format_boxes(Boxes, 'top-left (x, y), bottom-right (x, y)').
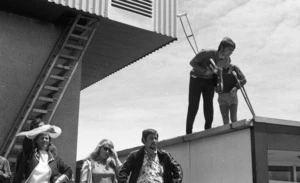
top-left (0, 11), bottom-right (61, 145)
top-left (0, 11), bottom-right (80, 180)
top-left (118, 128), bottom-right (253, 183)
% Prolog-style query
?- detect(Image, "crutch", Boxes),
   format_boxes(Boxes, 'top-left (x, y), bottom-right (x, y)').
top-left (232, 71), bottom-right (256, 118)
top-left (177, 13), bottom-right (223, 92)
top-left (177, 13), bottom-right (199, 55)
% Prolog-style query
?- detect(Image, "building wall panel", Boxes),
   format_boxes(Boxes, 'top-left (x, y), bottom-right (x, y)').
top-left (0, 11), bottom-right (61, 146)
top-left (0, 11), bottom-right (79, 178)
top-left (118, 128), bottom-right (253, 183)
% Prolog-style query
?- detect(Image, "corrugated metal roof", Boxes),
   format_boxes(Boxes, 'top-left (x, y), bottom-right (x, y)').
top-left (48, 0), bottom-right (108, 17)
top-left (47, 0), bottom-right (177, 37)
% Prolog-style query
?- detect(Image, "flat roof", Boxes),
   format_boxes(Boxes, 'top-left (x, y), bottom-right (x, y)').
top-left (117, 116), bottom-right (300, 157)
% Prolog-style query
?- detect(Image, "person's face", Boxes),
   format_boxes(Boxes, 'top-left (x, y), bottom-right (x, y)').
top-left (36, 133), bottom-right (50, 151)
top-left (144, 133), bottom-right (158, 151)
top-left (99, 144), bottom-right (112, 159)
top-left (221, 47), bottom-right (234, 58)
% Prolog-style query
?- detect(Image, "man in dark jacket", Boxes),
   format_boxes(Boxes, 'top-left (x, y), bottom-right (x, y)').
top-left (118, 129), bottom-right (183, 183)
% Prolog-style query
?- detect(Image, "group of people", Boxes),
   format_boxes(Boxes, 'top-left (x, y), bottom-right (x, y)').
top-left (1, 118), bottom-right (182, 183)
top-left (186, 37), bottom-right (247, 134)
top-left (0, 36), bottom-right (245, 183)
top-left (81, 128), bottom-right (182, 183)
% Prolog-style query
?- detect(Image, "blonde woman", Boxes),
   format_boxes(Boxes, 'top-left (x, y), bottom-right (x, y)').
top-left (80, 139), bottom-right (122, 183)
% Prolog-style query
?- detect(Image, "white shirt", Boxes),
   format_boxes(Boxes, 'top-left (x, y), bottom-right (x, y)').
top-left (25, 150), bottom-right (51, 183)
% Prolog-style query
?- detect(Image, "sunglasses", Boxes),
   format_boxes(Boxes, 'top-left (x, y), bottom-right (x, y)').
top-left (103, 146), bottom-right (112, 153)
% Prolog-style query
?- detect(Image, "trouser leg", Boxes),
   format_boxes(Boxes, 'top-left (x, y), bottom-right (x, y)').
top-left (202, 79), bottom-right (215, 130)
top-left (219, 105), bottom-right (230, 125)
top-left (229, 104), bottom-right (238, 122)
top-left (186, 76), bottom-right (202, 134)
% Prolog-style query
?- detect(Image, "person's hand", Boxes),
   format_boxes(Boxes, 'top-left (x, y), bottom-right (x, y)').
top-left (230, 87), bottom-right (237, 95)
top-left (46, 126), bottom-right (56, 133)
top-left (173, 179), bottom-right (181, 183)
top-left (110, 149), bottom-right (118, 159)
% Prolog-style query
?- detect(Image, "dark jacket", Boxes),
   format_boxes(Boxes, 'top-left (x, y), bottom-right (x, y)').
top-left (14, 137), bottom-right (71, 183)
top-left (118, 147), bottom-right (183, 183)
top-left (190, 49), bottom-right (231, 79)
top-left (15, 137), bottom-right (57, 180)
top-left (220, 64), bottom-right (247, 93)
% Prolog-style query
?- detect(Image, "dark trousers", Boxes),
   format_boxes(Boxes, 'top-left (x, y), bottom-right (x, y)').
top-left (186, 76), bottom-right (215, 134)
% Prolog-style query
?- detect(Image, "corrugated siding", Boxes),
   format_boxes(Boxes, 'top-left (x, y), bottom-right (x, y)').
top-left (48, 0), bottom-right (108, 17)
top-left (154, 0), bottom-right (177, 37)
top-left (47, 0), bottom-right (177, 37)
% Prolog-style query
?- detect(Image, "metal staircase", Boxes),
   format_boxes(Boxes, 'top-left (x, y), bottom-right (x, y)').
top-left (0, 14), bottom-right (98, 179)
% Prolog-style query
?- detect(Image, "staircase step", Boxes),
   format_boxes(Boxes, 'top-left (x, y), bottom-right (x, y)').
top-left (32, 108), bottom-right (48, 114)
top-left (56, 64), bottom-right (71, 70)
top-left (50, 75), bottom-right (65, 81)
top-left (70, 34), bottom-right (89, 41)
top-left (8, 157), bottom-right (17, 163)
top-left (38, 96), bottom-right (54, 102)
top-left (79, 16), bottom-right (97, 22)
top-left (75, 24), bottom-right (93, 31)
top-left (44, 85), bottom-right (60, 91)
top-left (15, 137), bottom-right (24, 144)
top-left (59, 54), bottom-right (78, 60)
top-left (65, 44), bottom-right (84, 50)
top-left (26, 119), bottom-right (33, 125)
top-left (11, 144), bottom-right (22, 154)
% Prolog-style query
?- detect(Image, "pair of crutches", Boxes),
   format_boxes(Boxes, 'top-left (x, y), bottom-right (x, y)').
top-left (177, 13), bottom-right (256, 118)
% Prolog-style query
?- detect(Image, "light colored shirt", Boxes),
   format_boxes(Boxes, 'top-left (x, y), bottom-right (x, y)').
top-left (92, 161), bottom-right (115, 183)
top-left (25, 150), bottom-right (51, 183)
top-left (137, 151), bottom-right (164, 183)
top-left (0, 156), bottom-right (11, 179)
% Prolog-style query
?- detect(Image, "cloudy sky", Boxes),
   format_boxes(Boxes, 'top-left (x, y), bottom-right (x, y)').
top-left (76, 0), bottom-right (300, 160)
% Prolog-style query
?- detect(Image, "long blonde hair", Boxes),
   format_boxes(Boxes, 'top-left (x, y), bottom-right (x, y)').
top-left (88, 139), bottom-right (116, 169)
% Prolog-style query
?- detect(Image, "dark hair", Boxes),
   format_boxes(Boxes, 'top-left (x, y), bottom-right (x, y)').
top-left (218, 37), bottom-right (236, 51)
top-left (33, 133), bottom-right (52, 150)
top-left (141, 129), bottom-right (158, 144)
top-left (30, 118), bottom-right (45, 130)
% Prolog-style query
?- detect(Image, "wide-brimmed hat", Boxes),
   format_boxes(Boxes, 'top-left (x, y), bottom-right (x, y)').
top-left (16, 124), bottom-right (62, 139)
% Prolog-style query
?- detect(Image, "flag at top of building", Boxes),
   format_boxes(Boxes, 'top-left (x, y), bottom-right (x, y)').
top-left (111, 0), bottom-right (153, 18)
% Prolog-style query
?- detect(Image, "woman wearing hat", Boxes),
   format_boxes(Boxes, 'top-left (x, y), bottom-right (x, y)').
top-left (80, 139), bottom-right (122, 183)
top-left (14, 125), bottom-right (72, 183)
top-left (15, 118), bottom-right (57, 182)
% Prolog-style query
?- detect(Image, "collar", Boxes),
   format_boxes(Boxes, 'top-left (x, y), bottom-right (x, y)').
top-left (34, 148), bottom-right (55, 163)
top-left (144, 147), bottom-right (158, 158)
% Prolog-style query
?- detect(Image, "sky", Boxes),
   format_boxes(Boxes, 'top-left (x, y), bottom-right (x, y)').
top-left (76, 0), bottom-right (300, 160)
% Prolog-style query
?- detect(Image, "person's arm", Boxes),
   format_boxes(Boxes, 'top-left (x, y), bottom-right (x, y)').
top-left (166, 152), bottom-right (183, 183)
top-left (79, 160), bottom-right (90, 183)
top-left (22, 136), bottom-right (33, 154)
top-left (111, 150), bottom-right (122, 173)
top-left (0, 158), bottom-right (11, 179)
top-left (118, 153), bottom-right (135, 183)
top-left (54, 156), bottom-right (72, 183)
top-left (190, 50), bottom-right (211, 74)
top-left (234, 65), bottom-right (247, 89)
